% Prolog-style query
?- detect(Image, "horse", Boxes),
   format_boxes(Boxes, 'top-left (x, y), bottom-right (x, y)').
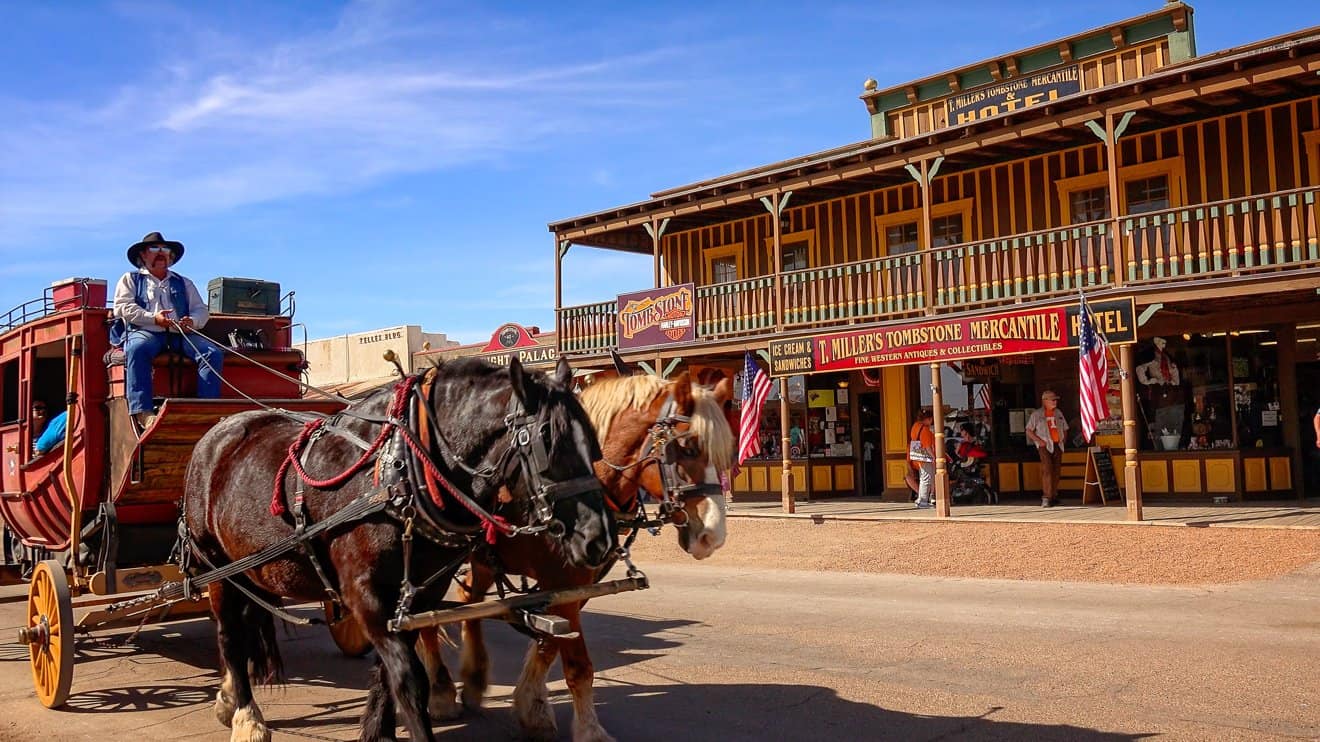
top-left (183, 357), bottom-right (617, 742)
top-left (418, 370), bottom-right (736, 741)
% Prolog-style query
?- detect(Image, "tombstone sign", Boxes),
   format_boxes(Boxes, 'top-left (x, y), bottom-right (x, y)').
top-left (1083, 446), bottom-right (1121, 505)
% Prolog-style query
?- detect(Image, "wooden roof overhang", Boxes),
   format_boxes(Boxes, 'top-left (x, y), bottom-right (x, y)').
top-left (551, 28), bottom-right (1320, 254)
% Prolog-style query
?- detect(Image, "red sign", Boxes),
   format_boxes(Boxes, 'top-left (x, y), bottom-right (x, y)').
top-left (616, 284), bottom-right (696, 350)
top-left (480, 323), bottom-right (541, 353)
top-left (768, 298), bottom-right (1134, 376)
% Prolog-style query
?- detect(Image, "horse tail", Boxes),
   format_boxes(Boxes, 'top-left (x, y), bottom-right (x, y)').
top-left (244, 585), bottom-right (286, 686)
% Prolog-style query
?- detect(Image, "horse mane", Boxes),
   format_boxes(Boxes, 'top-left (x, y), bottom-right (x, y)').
top-left (580, 374), bottom-right (734, 472)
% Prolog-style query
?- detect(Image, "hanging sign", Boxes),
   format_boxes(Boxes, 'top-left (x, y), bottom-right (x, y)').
top-left (616, 283), bottom-right (696, 350)
top-left (947, 65), bottom-right (1081, 125)
top-left (768, 297), bottom-right (1134, 376)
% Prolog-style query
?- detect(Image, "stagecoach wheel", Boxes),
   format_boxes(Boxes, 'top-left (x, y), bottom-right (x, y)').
top-left (23, 560), bottom-right (74, 708)
top-left (324, 601), bottom-right (371, 658)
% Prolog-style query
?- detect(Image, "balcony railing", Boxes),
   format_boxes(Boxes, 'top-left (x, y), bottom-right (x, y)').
top-left (557, 185), bottom-right (1320, 356)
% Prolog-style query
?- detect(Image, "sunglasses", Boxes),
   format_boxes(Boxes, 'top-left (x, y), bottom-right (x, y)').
top-left (145, 245), bottom-right (172, 253)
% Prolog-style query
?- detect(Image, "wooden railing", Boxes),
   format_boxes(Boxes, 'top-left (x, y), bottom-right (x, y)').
top-left (696, 276), bottom-right (775, 338)
top-left (932, 220), bottom-right (1114, 310)
top-left (1122, 187), bottom-right (1320, 284)
top-left (557, 185), bottom-right (1320, 356)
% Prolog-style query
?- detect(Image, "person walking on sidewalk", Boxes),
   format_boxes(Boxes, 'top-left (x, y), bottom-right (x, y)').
top-left (1026, 390), bottom-right (1068, 507)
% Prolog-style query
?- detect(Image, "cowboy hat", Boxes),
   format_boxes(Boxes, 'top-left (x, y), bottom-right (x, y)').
top-left (126, 231), bottom-right (185, 267)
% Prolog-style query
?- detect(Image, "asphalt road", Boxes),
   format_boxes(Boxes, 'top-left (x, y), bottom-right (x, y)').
top-left (0, 560), bottom-right (1316, 741)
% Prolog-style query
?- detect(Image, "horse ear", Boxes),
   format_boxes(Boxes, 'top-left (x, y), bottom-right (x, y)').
top-left (553, 356), bottom-right (573, 388)
top-left (714, 376), bottom-right (734, 405)
top-left (510, 356), bottom-right (537, 410)
top-left (672, 370), bottom-right (694, 414)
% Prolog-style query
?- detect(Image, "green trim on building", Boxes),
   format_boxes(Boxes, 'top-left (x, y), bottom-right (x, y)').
top-left (1017, 47), bottom-right (1064, 74)
top-left (959, 67), bottom-right (995, 90)
top-left (1124, 16), bottom-right (1175, 45)
top-left (1071, 32), bottom-right (1116, 60)
top-left (917, 80), bottom-right (951, 101)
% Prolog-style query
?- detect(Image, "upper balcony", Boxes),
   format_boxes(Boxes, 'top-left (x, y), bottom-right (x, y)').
top-left (557, 184), bottom-right (1320, 357)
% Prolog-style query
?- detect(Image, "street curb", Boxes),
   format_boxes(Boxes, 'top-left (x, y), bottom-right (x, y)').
top-left (727, 510), bottom-right (1320, 530)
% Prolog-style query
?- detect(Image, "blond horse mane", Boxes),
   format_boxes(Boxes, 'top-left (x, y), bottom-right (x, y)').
top-left (580, 374), bottom-right (734, 472)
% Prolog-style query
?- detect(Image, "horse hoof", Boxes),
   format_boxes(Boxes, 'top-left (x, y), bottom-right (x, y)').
top-left (514, 697), bottom-right (557, 741)
top-left (428, 685), bottom-right (463, 721)
top-left (214, 690), bottom-right (237, 727)
top-left (460, 683), bottom-right (485, 712)
top-left (573, 722), bottom-right (617, 742)
top-left (230, 705), bottom-right (270, 742)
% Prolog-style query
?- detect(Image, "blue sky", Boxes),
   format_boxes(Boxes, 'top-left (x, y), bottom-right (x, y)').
top-left (2, 1), bottom-right (1314, 343)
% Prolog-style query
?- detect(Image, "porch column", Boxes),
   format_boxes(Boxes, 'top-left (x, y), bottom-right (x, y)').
top-left (931, 363), bottom-right (950, 517)
top-left (643, 219), bottom-right (670, 289)
top-left (554, 237), bottom-right (569, 352)
top-left (1086, 110), bottom-right (1134, 287)
top-left (779, 377), bottom-right (794, 513)
top-left (1121, 342), bottom-right (1143, 520)
top-left (1276, 323), bottom-right (1303, 499)
top-left (761, 192), bottom-right (792, 332)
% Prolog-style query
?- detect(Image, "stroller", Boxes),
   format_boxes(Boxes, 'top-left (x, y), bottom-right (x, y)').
top-left (946, 437), bottom-right (998, 504)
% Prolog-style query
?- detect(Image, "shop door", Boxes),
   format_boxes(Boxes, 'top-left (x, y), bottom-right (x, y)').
top-left (1298, 362), bottom-right (1320, 497)
top-left (859, 392), bottom-right (883, 494)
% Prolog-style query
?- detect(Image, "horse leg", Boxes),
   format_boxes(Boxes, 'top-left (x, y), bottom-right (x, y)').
top-left (458, 563), bottom-right (494, 710)
top-left (416, 629), bottom-right (461, 721)
top-left (210, 581), bottom-right (275, 742)
top-left (556, 603), bottom-right (614, 742)
top-left (359, 659), bottom-right (396, 742)
top-left (375, 631), bottom-right (436, 742)
top-left (512, 637), bottom-right (561, 741)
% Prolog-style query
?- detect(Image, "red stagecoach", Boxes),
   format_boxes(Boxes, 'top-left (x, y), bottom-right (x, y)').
top-left (0, 276), bottom-right (343, 707)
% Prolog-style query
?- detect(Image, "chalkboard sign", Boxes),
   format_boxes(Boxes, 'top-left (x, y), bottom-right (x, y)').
top-left (1083, 447), bottom-right (1121, 505)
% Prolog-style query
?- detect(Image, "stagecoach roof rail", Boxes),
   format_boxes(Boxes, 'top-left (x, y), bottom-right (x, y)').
top-left (0, 293), bottom-right (55, 333)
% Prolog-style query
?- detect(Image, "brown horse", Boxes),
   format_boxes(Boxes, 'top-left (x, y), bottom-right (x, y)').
top-left (184, 357), bottom-right (616, 742)
top-left (418, 370), bottom-right (735, 741)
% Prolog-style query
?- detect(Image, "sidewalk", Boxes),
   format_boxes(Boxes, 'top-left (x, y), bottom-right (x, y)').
top-left (729, 495), bottom-right (1320, 529)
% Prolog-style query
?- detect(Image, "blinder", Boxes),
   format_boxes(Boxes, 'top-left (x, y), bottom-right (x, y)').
top-left (643, 396), bottom-right (724, 506)
top-left (504, 400), bottom-right (602, 535)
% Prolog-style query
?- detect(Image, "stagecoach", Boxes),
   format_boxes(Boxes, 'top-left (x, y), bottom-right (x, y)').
top-left (0, 277), bottom-right (652, 719)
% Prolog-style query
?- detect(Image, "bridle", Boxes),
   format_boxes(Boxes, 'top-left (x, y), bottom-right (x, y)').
top-left (605, 391), bottom-right (724, 530)
top-left (412, 370), bottom-right (603, 540)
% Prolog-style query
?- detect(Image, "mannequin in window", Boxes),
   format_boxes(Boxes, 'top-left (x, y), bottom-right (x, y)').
top-left (1136, 336), bottom-right (1184, 448)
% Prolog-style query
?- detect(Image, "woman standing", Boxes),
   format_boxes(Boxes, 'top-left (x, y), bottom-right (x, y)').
top-left (907, 408), bottom-right (937, 509)
top-left (1026, 390), bottom-right (1068, 507)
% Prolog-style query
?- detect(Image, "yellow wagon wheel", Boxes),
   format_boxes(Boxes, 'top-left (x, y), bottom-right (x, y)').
top-left (325, 601), bottom-right (372, 658)
top-left (22, 560), bottom-right (75, 708)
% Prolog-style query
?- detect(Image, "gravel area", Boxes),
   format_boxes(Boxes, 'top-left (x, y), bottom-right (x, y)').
top-left (629, 517), bottom-right (1320, 585)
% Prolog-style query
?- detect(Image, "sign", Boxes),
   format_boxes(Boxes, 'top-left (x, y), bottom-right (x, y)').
top-left (960, 359), bottom-right (1000, 382)
top-left (1082, 446), bottom-right (1121, 505)
top-left (480, 345), bottom-right (559, 368)
top-left (480, 323), bottom-right (542, 353)
top-left (947, 65), bottom-right (1081, 126)
top-left (767, 298), bottom-right (1135, 376)
top-left (616, 283), bottom-right (696, 350)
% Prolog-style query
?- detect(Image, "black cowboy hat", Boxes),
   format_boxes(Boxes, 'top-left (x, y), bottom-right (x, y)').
top-left (126, 231), bottom-right (185, 267)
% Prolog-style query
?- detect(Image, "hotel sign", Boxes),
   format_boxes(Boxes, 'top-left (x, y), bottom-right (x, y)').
top-left (617, 283), bottom-right (696, 350)
top-left (947, 65), bottom-right (1081, 125)
top-left (768, 298), bottom-right (1134, 376)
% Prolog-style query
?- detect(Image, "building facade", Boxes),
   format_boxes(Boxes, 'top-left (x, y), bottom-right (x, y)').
top-left (304, 325), bottom-right (457, 395)
top-left (549, 4), bottom-right (1320, 514)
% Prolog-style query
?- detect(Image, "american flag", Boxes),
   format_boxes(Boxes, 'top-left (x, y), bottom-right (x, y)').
top-left (1078, 295), bottom-right (1110, 442)
top-left (738, 351), bottom-right (773, 466)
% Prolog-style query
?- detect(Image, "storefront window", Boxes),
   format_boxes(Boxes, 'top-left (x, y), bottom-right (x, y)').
top-left (805, 374), bottom-right (851, 458)
top-left (738, 373), bottom-right (807, 460)
top-left (1233, 332), bottom-right (1282, 449)
top-left (1181, 335), bottom-right (1232, 450)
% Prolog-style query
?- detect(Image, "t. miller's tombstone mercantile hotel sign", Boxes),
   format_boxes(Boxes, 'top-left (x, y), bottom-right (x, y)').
top-left (769, 298), bottom-right (1135, 376)
top-left (616, 283), bottom-right (696, 350)
top-left (947, 65), bottom-right (1081, 125)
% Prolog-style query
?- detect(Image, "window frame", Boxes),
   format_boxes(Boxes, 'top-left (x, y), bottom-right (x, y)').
top-left (703, 242), bottom-right (744, 285)
top-left (761, 228), bottom-right (818, 275)
top-left (872, 198), bottom-right (975, 256)
top-left (1054, 156), bottom-right (1187, 223)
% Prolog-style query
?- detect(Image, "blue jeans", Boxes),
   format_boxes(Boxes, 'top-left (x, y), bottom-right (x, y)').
top-left (123, 329), bottom-right (224, 414)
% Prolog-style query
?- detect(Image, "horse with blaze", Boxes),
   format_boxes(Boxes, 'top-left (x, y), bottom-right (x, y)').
top-left (418, 370), bottom-right (736, 741)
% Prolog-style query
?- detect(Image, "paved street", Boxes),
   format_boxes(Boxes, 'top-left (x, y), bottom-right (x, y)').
top-left (1, 559), bottom-right (1317, 741)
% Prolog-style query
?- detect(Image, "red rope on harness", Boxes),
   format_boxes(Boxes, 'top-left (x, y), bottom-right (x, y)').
top-left (269, 378), bottom-right (415, 516)
top-left (393, 423), bottom-right (514, 541)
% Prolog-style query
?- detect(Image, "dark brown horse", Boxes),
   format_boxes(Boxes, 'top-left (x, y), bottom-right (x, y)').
top-left (419, 370), bottom-right (735, 740)
top-left (184, 357), bottom-right (616, 742)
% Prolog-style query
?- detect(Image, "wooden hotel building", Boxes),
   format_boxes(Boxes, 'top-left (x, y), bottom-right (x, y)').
top-left (549, 4), bottom-right (1320, 516)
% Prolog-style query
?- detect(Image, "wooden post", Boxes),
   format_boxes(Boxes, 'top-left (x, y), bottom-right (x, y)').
top-left (554, 237), bottom-right (566, 352)
top-left (1276, 323), bottom-right (1303, 499)
top-left (761, 193), bottom-right (791, 332)
top-left (918, 160), bottom-right (935, 314)
top-left (931, 363), bottom-right (950, 517)
top-left (779, 377), bottom-right (794, 513)
top-left (1121, 342), bottom-right (1143, 521)
top-left (1103, 112), bottom-right (1126, 288)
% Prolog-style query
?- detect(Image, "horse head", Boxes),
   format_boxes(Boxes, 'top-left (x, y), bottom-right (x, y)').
top-left (583, 370), bottom-right (735, 560)
top-left (435, 356), bottom-right (616, 569)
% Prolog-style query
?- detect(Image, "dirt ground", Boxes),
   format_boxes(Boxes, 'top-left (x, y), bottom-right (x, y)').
top-left (628, 517), bottom-right (1320, 585)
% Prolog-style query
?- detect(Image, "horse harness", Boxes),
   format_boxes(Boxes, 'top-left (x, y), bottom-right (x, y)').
top-left (178, 369), bottom-right (602, 628)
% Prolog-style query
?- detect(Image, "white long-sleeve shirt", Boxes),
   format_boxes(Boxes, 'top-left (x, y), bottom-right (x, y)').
top-left (112, 269), bottom-right (210, 333)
